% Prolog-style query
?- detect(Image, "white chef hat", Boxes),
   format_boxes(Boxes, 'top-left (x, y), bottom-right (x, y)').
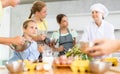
top-left (90, 3), bottom-right (109, 17)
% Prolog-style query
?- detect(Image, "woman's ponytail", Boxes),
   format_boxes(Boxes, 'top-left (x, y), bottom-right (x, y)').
top-left (28, 10), bottom-right (33, 19)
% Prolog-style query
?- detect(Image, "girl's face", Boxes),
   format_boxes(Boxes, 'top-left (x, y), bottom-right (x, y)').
top-left (92, 10), bottom-right (103, 22)
top-left (23, 22), bottom-right (37, 37)
top-left (59, 16), bottom-right (68, 28)
top-left (37, 6), bottom-right (47, 20)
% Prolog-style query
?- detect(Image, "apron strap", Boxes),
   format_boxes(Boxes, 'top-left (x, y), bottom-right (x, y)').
top-left (58, 28), bottom-right (70, 46)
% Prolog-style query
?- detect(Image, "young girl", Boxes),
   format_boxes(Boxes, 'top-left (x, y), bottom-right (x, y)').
top-left (9, 19), bottom-right (40, 62)
top-left (51, 14), bottom-right (78, 56)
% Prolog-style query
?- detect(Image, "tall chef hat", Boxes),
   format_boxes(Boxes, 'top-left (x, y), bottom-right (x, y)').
top-left (90, 3), bottom-right (109, 17)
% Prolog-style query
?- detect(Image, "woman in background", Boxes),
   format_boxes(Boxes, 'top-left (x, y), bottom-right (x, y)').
top-left (28, 1), bottom-right (49, 52)
top-left (28, 1), bottom-right (50, 60)
top-left (9, 19), bottom-right (40, 62)
top-left (51, 14), bottom-right (78, 56)
top-left (28, 1), bottom-right (47, 42)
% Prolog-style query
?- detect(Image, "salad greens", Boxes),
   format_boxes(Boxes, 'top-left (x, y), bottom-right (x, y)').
top-left (65, 45), bottom-right (92, 61)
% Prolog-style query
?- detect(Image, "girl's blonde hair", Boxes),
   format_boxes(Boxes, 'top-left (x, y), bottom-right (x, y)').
top-left (23, 19), bottom-right (36, 29)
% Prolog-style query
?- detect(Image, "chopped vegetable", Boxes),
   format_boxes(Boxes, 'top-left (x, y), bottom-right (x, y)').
top-left (65, 45), bottom-right (92, 61)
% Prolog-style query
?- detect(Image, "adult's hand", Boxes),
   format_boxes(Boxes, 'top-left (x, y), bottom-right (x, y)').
top-left (11, 36), bottom-right (25, 46)
top-left (85, 39), bottom-right (120, 57)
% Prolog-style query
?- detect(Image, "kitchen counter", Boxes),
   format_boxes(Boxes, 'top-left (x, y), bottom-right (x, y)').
top-left (0, 66), bottom-right (120, 74)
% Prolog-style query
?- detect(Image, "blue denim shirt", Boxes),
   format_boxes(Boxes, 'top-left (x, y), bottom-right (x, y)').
top-left (9, 41), bottom-right (40, 62)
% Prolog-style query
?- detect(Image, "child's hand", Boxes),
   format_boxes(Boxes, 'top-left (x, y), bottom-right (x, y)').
top-left (58, 45), bottom-right (64, 51)
top-left (38, 45), bottom-right (44, 53)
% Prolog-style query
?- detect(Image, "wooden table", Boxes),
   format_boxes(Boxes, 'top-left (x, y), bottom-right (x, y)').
top-left (0, 66), bottom-right (120, 74)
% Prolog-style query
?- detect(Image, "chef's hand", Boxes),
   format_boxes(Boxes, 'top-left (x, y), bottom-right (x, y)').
top-left (85, 39), bottom-right (120, 57)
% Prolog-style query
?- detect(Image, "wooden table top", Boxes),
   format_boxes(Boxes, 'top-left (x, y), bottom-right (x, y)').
top-left (0, 66), bottom-right (120, 74)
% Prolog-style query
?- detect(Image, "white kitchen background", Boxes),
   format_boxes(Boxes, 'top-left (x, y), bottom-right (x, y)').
top-left (0, 0), bottom-right (120, 65)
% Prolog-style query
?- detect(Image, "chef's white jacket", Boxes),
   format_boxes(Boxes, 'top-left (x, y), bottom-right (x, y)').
top-left (80, 20), bottom-right (115, 42)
